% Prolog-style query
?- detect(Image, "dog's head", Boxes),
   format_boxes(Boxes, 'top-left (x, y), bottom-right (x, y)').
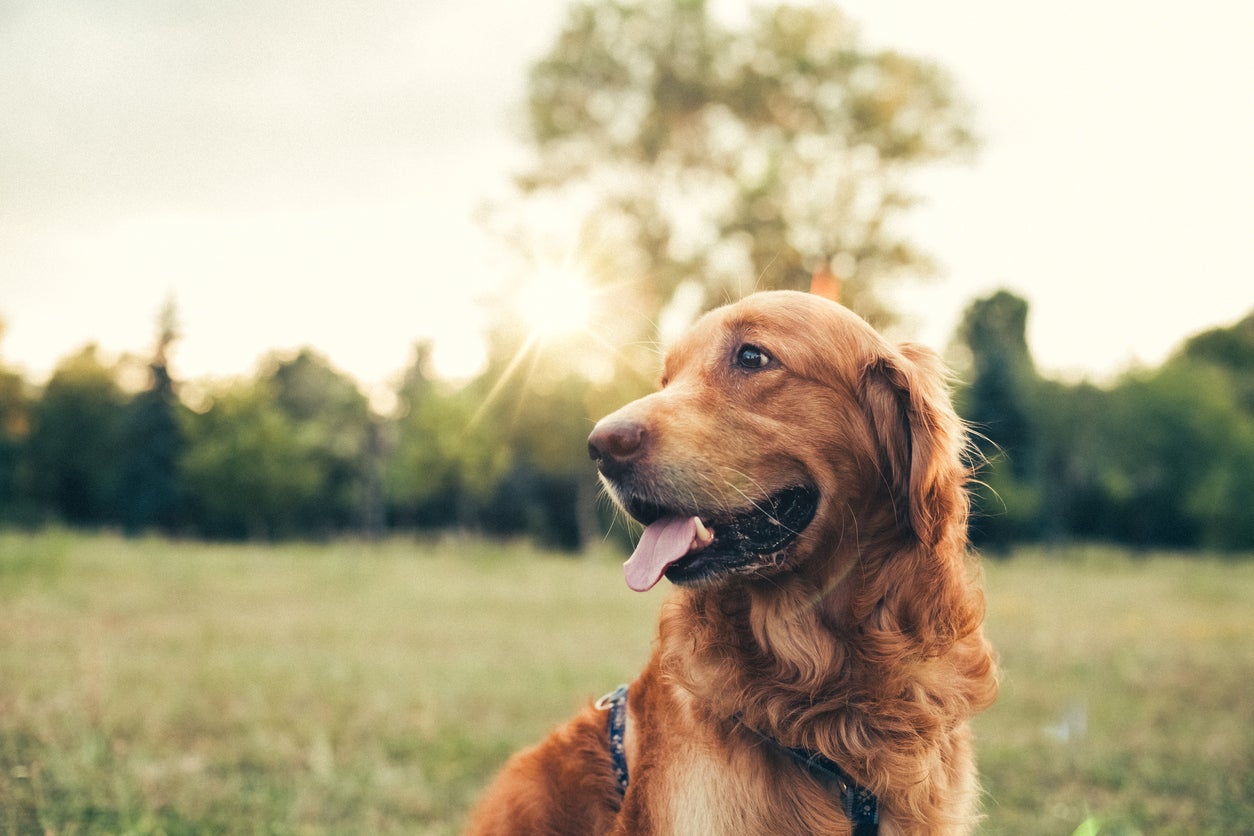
top-left (588, 290), bottom-right (969, 592)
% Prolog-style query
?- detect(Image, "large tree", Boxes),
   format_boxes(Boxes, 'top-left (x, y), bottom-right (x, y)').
top-left (484, 0), bottom-right (976, 550)
top-left (507, 0), bottom-right (975, 337)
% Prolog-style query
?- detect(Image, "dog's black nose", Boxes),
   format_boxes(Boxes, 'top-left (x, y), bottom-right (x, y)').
top-left (588, 420), bottom-right (646, 476)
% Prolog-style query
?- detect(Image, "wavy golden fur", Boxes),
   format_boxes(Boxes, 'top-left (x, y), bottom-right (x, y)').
top-left (467, 291), bottom-right (998, 834)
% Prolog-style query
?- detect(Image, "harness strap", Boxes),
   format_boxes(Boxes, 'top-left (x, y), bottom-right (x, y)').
top-left (595, 684), bottom-right (630, 794)
top-left (735, 715), bottom-right (879, 835)
top-left (778, 742), bottom-right (879, 835)
top-left (597, 686), bottom-right (878, 834)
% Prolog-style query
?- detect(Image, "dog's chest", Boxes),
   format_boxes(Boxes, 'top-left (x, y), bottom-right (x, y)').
top-left (643, 739), bottom-right (855, 835)
top-left (652, 746), bottom-right (763, 834)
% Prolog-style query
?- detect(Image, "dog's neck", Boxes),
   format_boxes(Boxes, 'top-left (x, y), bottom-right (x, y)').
top-left (655, 533), bottom-right (993, 800)
top-left (657, 571), bottom-right (862, 738)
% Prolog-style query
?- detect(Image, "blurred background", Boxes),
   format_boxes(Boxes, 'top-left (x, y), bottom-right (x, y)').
top-left (2, 0), bottom-right (1251, 551)
top-left (3, 3), bottom-right (1254, 833)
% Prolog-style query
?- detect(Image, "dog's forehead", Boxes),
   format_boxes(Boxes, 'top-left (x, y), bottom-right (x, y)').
top-left (717, 291), bottom-right (862, 337)
top-left (663, 291), bottom-right (884, 380)
top-left (661, 305), bottom-right (742, 374)
top-left (688, 292), bottom-right (816, 341)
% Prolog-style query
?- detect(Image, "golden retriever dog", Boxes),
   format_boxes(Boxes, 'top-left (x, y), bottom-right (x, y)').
top-left (467, 291), bottom-right (998, 835)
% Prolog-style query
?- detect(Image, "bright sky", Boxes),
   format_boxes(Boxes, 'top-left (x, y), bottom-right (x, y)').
top-left (2, 1), bottom-right (1251, 395)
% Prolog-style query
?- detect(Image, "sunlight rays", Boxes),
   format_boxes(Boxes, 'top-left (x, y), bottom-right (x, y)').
top-left (514, 261), bottom-right (599, 342)
top-left (469, 243), bottom-right (642, 427)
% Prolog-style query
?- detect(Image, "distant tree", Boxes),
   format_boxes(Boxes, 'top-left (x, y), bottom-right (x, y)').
top-left (955, 290), bottom-right (1042, 549)
top-left (488, 363), bottom-right (607, 550)
top-left (957, 291), bottom-right (1036, 463)
top-left (26, 346), bottom-right (127, 525)
top-left (1177, 309), bottom-right (1254, 413)
top-left (265, 349), bottom-right (377, 534)
top-left (179, 348), bottom-right (376, 539)
top-left (0, 321), bottom-right (34, 523)
top-left (385, 344), bottom-right (511, 530)
top-left (1170, 310), bottom-right (1254, 549)
top-left (117, 300), bottom-right (187, 535)
top-left (180, 378), bottom-right (323, 539)
top-left (1027, 357), bottom-right (1254, 553)
top-left (1033, 379), bottom-right (1113, 542)
top-left (1094, 363), bottom-right (1250, 548)
top-left (1188, 415), bottom-right (1254, 551)
top-left (510, 0), bottom-right (975, 336)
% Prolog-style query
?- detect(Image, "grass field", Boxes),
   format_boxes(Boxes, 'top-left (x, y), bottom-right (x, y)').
top-left (1, 532), bottom-right (1252, 835)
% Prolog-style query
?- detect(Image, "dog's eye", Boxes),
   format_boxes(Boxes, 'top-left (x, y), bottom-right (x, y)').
top-left (735, 344), bottom-right (771, 370)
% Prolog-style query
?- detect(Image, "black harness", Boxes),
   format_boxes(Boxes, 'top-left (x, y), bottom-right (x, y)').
top-left (596, 684), bottom-right (631, 793)
top-left (597, 685), bottom-right (879, 835)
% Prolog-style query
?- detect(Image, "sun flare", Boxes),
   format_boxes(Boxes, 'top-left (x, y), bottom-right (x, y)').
top-left (515, 262), bottom-right (599, 341)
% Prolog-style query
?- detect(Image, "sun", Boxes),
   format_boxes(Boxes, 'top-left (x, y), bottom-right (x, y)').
top-left (514, 262), bottom-right (599, 341)
top-left (471, 254), bottom-right (621, 423)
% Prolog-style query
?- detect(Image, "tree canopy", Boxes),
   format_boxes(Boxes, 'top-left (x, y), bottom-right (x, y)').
top-left (955, 290), bottom-right (1254, 553)
top-left (1, 293), bottom-right (1251, 552)
top-left (507, 0), bottom-right (974, 336)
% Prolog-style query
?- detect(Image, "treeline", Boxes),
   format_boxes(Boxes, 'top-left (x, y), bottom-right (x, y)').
top-left (0, 315), bottom-right (599, 549)
top-left (960, 292), bottom-right (1254, 553)
top-left (1, 291), bottom-right (1252, 552)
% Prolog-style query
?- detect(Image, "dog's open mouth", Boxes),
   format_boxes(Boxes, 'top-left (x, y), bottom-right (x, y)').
top-left (621, 486), bottom-right (820, 592)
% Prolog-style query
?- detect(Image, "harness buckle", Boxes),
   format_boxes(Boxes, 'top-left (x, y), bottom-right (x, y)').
top-left (595, 684), bottom-right (627, 711)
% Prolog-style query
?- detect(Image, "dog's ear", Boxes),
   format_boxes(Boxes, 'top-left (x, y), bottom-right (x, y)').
top-left (860, 344), bottom-right (969, 546)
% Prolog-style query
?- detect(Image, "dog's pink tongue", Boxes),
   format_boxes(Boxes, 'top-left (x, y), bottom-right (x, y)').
top-left (624, 515), bottom-right (708, 592)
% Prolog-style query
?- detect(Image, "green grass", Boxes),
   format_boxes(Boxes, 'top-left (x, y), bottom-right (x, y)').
top-left (1, 532), bottom-right (1252, 834)
top-left (976, 546), bottom-right (1254, 835)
